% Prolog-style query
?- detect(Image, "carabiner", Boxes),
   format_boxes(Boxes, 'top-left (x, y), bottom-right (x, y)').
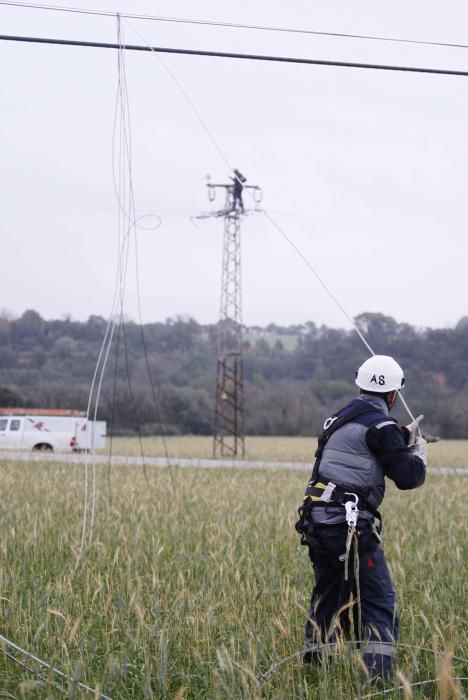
top-left (343, 492), bottom-right (359, 528)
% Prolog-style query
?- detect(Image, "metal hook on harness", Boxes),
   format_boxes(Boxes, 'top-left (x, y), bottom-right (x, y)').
top-left (342, 493), bottom-right (359, 581)
top-left (344, 492), bottom-right (359, 528)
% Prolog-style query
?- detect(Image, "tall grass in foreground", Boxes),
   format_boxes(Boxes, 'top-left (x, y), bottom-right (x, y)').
top-left (0, 460), bottom-right (466, 698)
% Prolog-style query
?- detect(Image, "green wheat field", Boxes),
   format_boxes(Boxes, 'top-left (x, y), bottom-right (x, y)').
top-left (0, 437), bottom-right (466, 698)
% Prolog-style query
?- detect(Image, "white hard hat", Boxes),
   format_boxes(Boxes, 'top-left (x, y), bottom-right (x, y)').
top-left (355, 355), bottom-right (405, 392)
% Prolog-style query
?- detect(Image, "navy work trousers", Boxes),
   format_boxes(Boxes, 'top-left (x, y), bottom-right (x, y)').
top-left (305, 521), bottom-right (399, 678)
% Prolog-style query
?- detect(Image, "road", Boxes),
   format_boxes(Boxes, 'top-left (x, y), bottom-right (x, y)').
top-left (0, 451), bottom-right (466, 474)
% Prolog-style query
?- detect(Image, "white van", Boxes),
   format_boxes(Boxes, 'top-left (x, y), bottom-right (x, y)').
top-left (0, 411), bottom-right (106, 453)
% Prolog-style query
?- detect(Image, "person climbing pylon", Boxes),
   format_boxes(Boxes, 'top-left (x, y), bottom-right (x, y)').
top-left (231, 169), bottom-right (246, 213)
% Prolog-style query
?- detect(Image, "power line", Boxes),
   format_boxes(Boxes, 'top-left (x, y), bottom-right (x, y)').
top-left (1, 0), bottom-right (468, 52)
top-left (1, 33), bottom-right (468, 76)
top-left (128, 21), bottom-right (420, 424)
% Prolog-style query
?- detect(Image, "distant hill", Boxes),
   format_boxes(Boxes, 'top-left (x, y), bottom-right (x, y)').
top-left (0, 310), bottom-right (467, 437)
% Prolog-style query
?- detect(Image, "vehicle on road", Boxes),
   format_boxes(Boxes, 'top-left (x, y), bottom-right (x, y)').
top-left (0, 408), bottom-right (106, 453)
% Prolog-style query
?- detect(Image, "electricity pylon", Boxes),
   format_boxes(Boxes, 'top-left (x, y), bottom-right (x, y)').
top-left (200, 174), bottom-right (262, 457)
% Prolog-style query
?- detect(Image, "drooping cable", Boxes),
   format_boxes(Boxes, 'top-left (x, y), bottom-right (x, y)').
top-left (83, 15), bottom-right (178, 549)
top-left (112, 17), bottom-right (175, 490)
top-left (0, 633), bottom-right (113, 699)
top-left (258, 641), bottom-right (467, 681)
top-left (261, 209), bottom-right (418, 422)
top-left (117, 20), bottom-right (173, 475)
top-left (87, 14), bottom-right (141, 547)
top-left (105, 320), bottom-right (122, 506)
top-left (126, 18), bottom-right (420, 424)
top-left (80, 15), bottom-right (137, 552)
top-left (2, 0), bottom-right (468, 53)
top-left (261, 210), bottom-right (374, 354)
top-left (359, 677), bottom-right (468, 699)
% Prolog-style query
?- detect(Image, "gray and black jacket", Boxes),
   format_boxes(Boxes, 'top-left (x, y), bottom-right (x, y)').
top-left (312, 393), bottom-right (426, 525)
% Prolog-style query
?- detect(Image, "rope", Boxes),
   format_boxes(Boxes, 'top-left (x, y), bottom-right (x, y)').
top-left (113, 17), bottom-right (175, 489)
top-left (259, 641), bottom-right (468, 681)
top-left (258, 651), bottom-right (303, 680)
top-left (261, 208), bottom-right (418, 423)
top-left (125, 18), bottom-right (420, 425)
top-left (4, 0), bottom-right (468, 53)
top-left (353, 534), bottom-right (362, 641)
top-left (344, 527), bottom-right (354, 581)
top-left (359, 677), bottom-right (468, 699)
top-left (79, 79), bottom-right (132, 548)
top-left (261, 210), bottom-right (374, 355)
top-left (0, 634), bottom-right (112, 699)
top-left (84, 14), bottom-right (177, 549)
top-left (80, 15), bottom-right (137, 552)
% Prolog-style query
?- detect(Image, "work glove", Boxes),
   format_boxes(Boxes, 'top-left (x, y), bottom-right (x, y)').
top-left (410, 436), bottom-right (427, 465)
top-left (422, 432), bottom-right (440, 443)
top-left (404, 414), bottom-right (424, 446)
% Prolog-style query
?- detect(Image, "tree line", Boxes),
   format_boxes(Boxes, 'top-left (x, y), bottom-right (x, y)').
top-left (0, 309), bottom-right (467, 438)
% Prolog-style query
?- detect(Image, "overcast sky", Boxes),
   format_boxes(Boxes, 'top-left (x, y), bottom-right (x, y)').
top-left (1, 0), bottom-right (468, 330)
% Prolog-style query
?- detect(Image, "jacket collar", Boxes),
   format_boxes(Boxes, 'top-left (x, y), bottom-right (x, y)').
top-left (356, 393), bottom-right (389, 415)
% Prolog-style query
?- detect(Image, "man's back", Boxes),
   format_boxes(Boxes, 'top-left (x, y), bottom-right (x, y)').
top-left (312, 393), bottom-right (425, 525)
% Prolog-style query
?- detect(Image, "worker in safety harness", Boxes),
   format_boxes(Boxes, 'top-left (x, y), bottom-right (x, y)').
top-left (295, 355), bottom-right (427, 682)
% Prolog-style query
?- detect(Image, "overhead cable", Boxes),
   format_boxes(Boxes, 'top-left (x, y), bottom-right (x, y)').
top-left (126, 20), bottom-right (420, 424)
top-left (1, 0), bottom-right (468, 52)
top-left (2, 33), bottom-right (468, 77)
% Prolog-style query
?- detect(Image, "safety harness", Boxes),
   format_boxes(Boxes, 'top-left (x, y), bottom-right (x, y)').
top-left (295, 402), bottom-right (384, 579)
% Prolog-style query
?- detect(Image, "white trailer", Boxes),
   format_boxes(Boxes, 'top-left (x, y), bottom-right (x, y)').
top-left (0, 410), bottom-right (106, 453)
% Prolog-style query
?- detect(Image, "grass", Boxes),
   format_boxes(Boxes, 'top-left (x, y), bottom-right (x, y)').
top-left (105, 435), bottom-right (468, 468)
top-left (0, 442), bottom-right (466, 698)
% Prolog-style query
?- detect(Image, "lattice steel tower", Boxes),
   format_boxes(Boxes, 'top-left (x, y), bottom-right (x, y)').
top-left (203, 174), bottom-right (262, 457)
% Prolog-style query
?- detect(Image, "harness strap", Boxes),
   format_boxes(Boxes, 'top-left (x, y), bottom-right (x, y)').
top-left (304, 481), bottom-right (382, 526)
top-left (311, 402), bottom-right (380, 481)
top-left (344, 525), bottom-right (356, 581)
top-left (295, 482), bottom-right (383, 552)
top-left (295, 401), bottom-right (387, 545)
